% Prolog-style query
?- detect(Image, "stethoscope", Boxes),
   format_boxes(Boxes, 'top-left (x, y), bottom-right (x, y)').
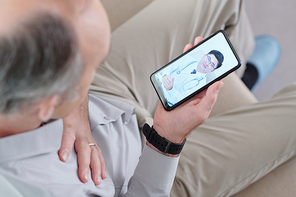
top-left (169, 60), bottom-right (206, 91)
top-left (180, 75), bottom-right (206, 91)
top-left (170, 61), bottom-right (198, 75)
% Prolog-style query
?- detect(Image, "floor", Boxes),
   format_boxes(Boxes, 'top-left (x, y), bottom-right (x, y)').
top-left (245, 0), bottom-right (296, 101)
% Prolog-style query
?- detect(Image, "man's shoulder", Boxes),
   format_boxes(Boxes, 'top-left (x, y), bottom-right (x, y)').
top-left (88, 94), bottom-right (135, 128)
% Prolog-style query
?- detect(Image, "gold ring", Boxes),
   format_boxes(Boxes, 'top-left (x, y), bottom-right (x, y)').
top-left (89, 143), bottom-right (95, 147)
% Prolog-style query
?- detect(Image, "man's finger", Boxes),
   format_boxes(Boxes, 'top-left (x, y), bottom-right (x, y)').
top-left (183, 36), bottom-right (203, 53)
top-left (87, 132), bottom-right (107, 181)
top-left (58, 127), bottom-right (76, 162)
top-left (183, 43), bottom-right (193, 53)
top-left (194, 36), bottom-right (204, 46)
top-left (97, 147), bottom-right (107, 179)
top-left (75, 136), bottom-right (91, 183)
top-left (90, 146), bottom-right (102, 185)
top-left (196, 81), bottom-right (223, 114)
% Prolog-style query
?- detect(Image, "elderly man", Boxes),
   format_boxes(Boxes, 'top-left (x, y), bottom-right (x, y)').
top-left (1, 0), bottom-right (296, 197)
top-left (0, 0), bottom-right (221, 196)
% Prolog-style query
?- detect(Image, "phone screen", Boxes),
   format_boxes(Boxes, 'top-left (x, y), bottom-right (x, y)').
top-left (150, 30), bottom-right (241, 111)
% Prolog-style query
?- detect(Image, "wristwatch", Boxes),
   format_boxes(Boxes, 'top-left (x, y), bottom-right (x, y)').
top-left (143, 123), bottom-right (186, 155)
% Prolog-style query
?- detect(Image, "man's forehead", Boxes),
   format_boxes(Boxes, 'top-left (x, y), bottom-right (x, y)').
top-left (208, 54), bottom-right (218, 63)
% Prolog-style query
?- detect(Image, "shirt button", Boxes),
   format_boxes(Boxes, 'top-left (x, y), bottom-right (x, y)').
top-left (103, 116), bottom-right (110, 120)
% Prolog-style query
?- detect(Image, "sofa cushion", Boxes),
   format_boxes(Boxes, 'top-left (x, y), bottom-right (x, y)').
top-left (101, 0), bottom-right (154, 32)
top-left (232, 155), bottom-right (296, 197)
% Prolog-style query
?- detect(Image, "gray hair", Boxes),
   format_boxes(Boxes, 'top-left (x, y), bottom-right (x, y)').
top-left (0, 13), bottom-right (83, 115)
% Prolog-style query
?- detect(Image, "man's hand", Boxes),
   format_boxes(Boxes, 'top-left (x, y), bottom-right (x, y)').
top-left (153, 37), bottom-right (224, 144)
top-left (162, 75), bottom-right (174, 90)
top-left (59, 95), bottom-right (107, 185)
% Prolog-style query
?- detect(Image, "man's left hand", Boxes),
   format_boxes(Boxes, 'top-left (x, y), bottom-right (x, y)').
top-left (59, 95), bottom-right (107, 185)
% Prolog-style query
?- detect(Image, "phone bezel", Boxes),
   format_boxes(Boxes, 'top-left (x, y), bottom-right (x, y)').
top-left (150, 30), bottom-right (241, 111)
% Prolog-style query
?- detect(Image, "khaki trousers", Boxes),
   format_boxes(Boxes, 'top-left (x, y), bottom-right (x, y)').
top-left (90, 0), bottom-right (296, 196)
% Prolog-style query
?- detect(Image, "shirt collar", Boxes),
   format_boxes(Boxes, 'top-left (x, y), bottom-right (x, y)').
top-left (0, 95), bottom-right (135, 163)
top-left (0, 119), bottom-right (63, 164)
top-left (88, 94), bottom-right (135, 130)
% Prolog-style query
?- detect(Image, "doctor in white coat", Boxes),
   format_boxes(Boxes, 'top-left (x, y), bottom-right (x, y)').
top-left (157, 50), bottom-right (224, 106)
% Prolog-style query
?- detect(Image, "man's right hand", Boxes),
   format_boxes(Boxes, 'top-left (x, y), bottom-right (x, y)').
top-left (162, 75), bottom-right (174, 90)
top-left (153, 36), bottom-right (224, 147)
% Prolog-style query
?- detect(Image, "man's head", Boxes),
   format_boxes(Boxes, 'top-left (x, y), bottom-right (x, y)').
top-left (197, 50), bottom-right (224, 73)
top-left (0, 13), bottom-right (83, 116)
top-left (0, 0), bottom-right (110, 123)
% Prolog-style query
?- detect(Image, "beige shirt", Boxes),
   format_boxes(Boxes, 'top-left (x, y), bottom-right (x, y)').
top-left (0, 94), bottom-right (179, 197)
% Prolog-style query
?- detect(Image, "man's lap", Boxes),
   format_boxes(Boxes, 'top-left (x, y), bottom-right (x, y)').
top-left (90, 0), bottom-right (296, 196)
top-left (172, 83), bottom-right (296, 196)
top-left (90, 0), bottom-right (255, 119)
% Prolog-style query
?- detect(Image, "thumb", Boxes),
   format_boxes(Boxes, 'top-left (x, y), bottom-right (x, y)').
top-left (197, 81), bottom-right (223, 112)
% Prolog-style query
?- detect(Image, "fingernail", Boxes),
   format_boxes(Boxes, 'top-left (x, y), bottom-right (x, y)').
top-left (103, 170), bottom-right (107, 179)
top-left (84, 171), bottom-right (89, 182)
top-left (216, 82), bottom-right (224, 92)
top-left (61, 151), bottom-right (69, 162)
top-left (96, 175), bottom-right (101, 185)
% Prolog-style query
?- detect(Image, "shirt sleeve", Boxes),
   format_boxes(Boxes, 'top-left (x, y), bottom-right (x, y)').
top-left (164, 85), bottom-right (185, 106)
top-left (123, 144), bottom-right (180, 197)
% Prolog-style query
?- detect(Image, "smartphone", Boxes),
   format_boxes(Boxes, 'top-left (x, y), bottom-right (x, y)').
top-left (150, 30), bottom-right (241, 111)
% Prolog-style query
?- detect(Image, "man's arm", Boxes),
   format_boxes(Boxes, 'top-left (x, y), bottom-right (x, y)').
top-left (122, 37), bottom-right (223, 196)
top-left (59, 95), bottom-right (107, 186)
top-left (121, 80), bottom-right (222, 196)
top-left (57, 37), bottom-right (223, 196)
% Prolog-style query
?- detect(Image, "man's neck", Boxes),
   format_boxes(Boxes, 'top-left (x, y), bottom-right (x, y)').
top-left (196, 67), bottom-right (206, 74)
top-left (0, 112), bottom-right (42, 138)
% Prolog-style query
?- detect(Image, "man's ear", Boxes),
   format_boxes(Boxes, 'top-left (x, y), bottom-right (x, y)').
top-left (38, 95), bottom-right (60, 122)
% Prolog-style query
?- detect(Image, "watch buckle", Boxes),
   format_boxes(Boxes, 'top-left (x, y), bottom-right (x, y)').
top-left (164, 141), bottom-right (172, 153)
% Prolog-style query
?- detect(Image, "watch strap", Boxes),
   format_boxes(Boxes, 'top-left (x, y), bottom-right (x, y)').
top-left (143, 123), bottom-right (186, 155)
